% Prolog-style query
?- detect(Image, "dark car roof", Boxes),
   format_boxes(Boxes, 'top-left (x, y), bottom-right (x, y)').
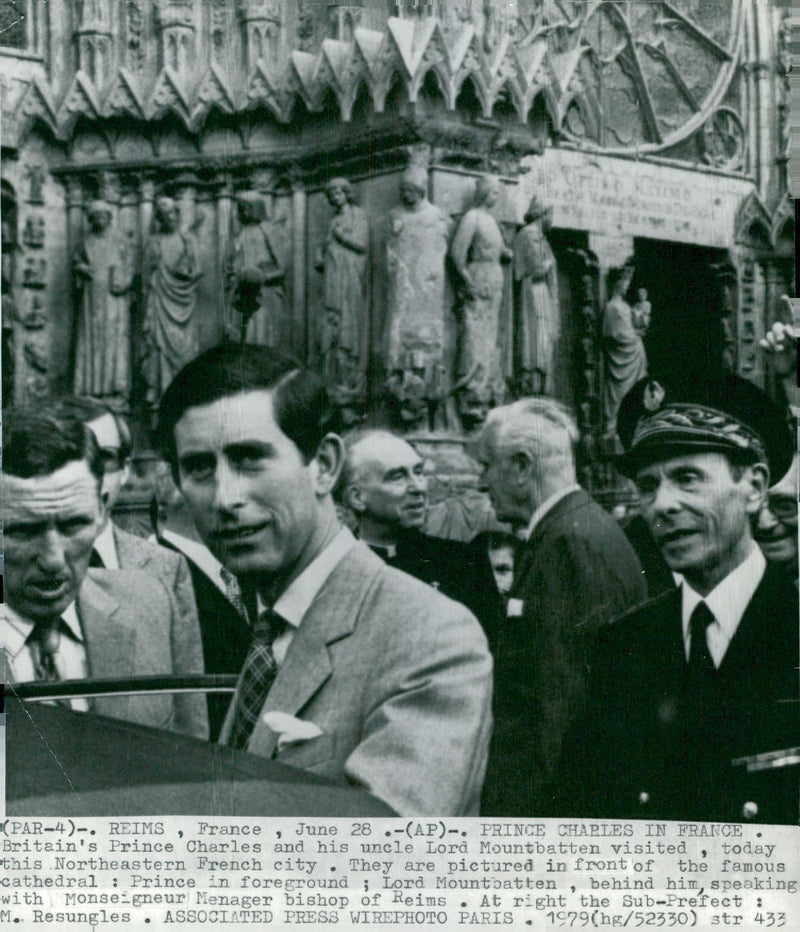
top-left (6, 698), bottom-right (394, 817)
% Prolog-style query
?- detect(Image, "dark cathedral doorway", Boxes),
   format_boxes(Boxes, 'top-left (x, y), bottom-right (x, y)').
top-left (632, 239), bottom-right (730, 382)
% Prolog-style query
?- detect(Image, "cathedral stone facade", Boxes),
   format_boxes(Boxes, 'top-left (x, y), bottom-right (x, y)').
top-left (1, 0), bottom-right (794, 511)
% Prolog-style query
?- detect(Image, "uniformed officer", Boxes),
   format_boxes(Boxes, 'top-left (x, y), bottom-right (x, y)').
top-left (560, 372), bottom-right (799, 823)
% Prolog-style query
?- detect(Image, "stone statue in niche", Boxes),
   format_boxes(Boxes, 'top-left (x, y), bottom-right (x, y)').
top-left (450, 175), bottom-right (511, 428)
top-left (141, 196), bottom-right (203, 407)
top-left (314, 178), bottom-right (369, 415)
top-left (385, 165), bottom-right (450, 428)
top-left (228, 191), bottom-right (288, 347)
top-left (73, 200), bottom-right (135, 400)
top-left (602, 265), bottom-right (647, 438)
top-left (513, 195), bottom-right (559, 396)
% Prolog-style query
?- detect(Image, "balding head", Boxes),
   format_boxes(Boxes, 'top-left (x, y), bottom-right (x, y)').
top-left (475, 397), bottom-right (578, 528)
top-left (341, 429), bottom-right (427, 544)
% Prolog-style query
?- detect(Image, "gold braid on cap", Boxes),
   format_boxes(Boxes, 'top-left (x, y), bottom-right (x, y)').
top-left (631, 403), bottom-right (767, 463)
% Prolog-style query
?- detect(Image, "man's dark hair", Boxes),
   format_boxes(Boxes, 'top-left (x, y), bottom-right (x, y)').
top-left (157, 343), bottom-right (333, 478)
top-left (3, 406), bottom-right (104, 485)
top-left (54, 395), bottom-right (132, 459)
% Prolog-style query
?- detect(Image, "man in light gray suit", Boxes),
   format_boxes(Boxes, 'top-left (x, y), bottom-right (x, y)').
top-left (54, 396), bottom-right (201, 653)
top-left (2, 407), bottom-right (208, 739)
top-left (157, 344), bottom-right (493, 816)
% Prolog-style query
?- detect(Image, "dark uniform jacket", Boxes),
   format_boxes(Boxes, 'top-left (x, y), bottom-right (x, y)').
top-left (482, 488), bottom-right (646, 816)
top-left (559, 562), bottom-right (800, 824)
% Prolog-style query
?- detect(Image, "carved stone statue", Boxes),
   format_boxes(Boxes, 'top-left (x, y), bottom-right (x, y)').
top-left (450, 175), bottom-right (511, 427)
top-left (142, 196), bottom-right (203, 406)
top-left (73, 200), bottom-right (134, 399)
top-left (602, 265), bottom-right (647, 438)
top-left (385, 165), bottom-right (450, 425)
top-left (314, 177), bottom-right (369, 408)
top-left (513, 195), bottom-right (559, 395)
top-left (228, 191), bottom-right (288, 347)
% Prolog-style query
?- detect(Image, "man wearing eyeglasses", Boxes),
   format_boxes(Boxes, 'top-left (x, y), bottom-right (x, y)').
top-left (754, 453), bottom-right (798, 581)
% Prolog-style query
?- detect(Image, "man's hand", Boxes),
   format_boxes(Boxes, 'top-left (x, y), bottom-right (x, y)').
top-left (760, 312), bottom-right (800, 412)
top-left (759, 319), bottom-right (798, 378)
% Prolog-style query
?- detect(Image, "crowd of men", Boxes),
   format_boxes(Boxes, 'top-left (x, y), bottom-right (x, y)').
top-left (3, 328), bottom-right (798, 822)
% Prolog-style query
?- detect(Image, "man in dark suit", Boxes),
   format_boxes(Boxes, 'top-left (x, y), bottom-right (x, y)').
top-left (157, 344), bottom-right (493, 816)
top-left (474, 397), bottom-right (646, 815)
top-left (2, 407), bottom-right (208, 739)
top-left (150, 477), bottom-right (252, 740)
top-left (562, 373), bottom-right (798, 823)
top-left (338, 429), bottom-right (506, 650)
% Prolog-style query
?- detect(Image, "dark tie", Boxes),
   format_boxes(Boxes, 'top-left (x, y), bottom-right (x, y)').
top-left (29, 618), bottom-right (64, 682)
top-left (89, 549), bottom-right (104, 568)
top-left (687, 601), bottom-right (716, 679)
top-left (228, 609), bottom-right (284, 750)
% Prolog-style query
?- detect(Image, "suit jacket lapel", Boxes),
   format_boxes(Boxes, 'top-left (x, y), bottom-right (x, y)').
top-left (113, 526), bottom-right (152, 570)
top-left (76, 572), bottom-right (135, 685)
top-left (243, 543), bottom-right (381, 757)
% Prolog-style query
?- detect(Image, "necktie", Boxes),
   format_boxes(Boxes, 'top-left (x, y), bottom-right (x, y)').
top-left (220, 567), bottom-right (246, 619)
top-left (89, 549), bottom-right (104, 568)
top-left (687, 601), bottom-right (716, 678)
top-left (228, 609), bottom-right (284, 750)
top-left (29, 618), bottom-right (63, 682)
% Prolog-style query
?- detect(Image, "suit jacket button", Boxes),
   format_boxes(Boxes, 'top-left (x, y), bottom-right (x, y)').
top-left (638, 791), bottom-right (650, 805)
top-left (742, 801), bottom-right (759, 820)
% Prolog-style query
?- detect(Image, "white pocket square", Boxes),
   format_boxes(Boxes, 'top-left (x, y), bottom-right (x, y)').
top-left (260, 712), bottom-right (324, 750)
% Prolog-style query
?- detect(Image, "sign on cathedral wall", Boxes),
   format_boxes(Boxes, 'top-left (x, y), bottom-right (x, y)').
top-left (521, 149), bottom-right (752, 249)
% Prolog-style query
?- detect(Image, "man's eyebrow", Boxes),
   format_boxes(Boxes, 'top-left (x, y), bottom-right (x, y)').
top-left (4, 518), bottom-right (48, 533)
top-left (224, 441), bottom-right (276, 457)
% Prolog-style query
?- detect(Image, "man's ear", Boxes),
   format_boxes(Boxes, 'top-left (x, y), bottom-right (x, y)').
top-left (311, 433), bottom-right (344, 496)
top-left (345, 481), bottom-right (366, 514)
top-left (743, 463), bottom-right (769, 515)
top-left (511, 451), bottom-right (535, 486)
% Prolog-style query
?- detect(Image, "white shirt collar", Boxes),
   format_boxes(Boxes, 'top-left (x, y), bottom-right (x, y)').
top-left (92, 521), bottom-right (120, 570)
top-left (2, 601), bottom-right (84, 657)
top-left (680, 544), bottom-right (766, 666)
top-left (523, 483), bottom-right (582, 541)
top-left (257, 527), bottom-right (356, 629)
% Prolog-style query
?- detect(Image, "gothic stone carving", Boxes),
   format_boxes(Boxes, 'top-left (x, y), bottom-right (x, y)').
top-left (73, 200), bottom-right (135, 399)
top-left (512, 195), bottom-right (559, 396)
top-left (385, 165), bottom-right (450, 430)
top-left (141, 196), bottom-right (203, 406)
top-left (450, 174), bottom-right (511, 429)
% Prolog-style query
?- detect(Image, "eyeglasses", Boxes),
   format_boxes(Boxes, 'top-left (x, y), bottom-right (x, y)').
top-left (99, 448), bottom-right (126, 473)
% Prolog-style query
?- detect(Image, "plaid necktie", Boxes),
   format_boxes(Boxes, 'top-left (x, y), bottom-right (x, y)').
top-left (220, 567), bottom-right (247, 619)
top-left (228, 609), bottom-right (284, 750)
top-left (29, 618), bottom-right (64, 682)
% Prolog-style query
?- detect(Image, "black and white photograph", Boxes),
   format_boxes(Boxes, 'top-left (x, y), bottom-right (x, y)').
top-left (2, 0), bottom-right (797, 831)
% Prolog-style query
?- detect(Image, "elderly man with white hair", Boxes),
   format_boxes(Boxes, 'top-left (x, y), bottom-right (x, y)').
top-left (474, 396), bottom-right (645, 815)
